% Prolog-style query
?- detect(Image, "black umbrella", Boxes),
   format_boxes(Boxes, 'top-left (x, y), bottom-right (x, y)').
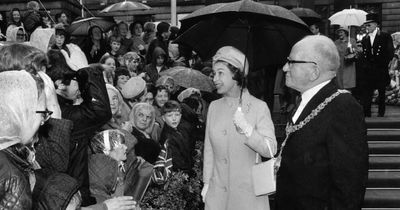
top-left (291, 7), bottom-right (322, 26)
top-left (175, 0), bottom-right (311, 70)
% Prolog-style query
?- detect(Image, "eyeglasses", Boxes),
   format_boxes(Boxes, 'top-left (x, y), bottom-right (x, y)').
top-left (286, 57), bottom-right (317, 66)
top-left (36, 109), bottom-right (53, 122)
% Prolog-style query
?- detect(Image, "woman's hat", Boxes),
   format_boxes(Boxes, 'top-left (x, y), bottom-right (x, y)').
top-left (213, 46), bottom-right (249, 77)
top-left (121, 76), bottom-right (146, 99)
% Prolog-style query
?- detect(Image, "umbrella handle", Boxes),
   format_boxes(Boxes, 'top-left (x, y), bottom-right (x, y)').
top-left (239, 25), bottom-right (251, 106)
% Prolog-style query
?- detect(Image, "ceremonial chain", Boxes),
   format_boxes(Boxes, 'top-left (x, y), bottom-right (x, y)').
top-left (274, 89), bottom-right (349, 173)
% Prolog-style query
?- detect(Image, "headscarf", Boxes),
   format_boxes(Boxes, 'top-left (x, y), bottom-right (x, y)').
top-left (0, 70), bottom-right (41, 149)
top-left (106, 84), bottom-right (130, 123)
top-left (8, 26), bottom-right (26, 42)
top-left (91, 129), bottom-right (126, 156)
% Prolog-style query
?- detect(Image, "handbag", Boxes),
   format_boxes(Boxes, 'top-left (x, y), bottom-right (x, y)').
top-left (252, 140), bottom-right (276, 196)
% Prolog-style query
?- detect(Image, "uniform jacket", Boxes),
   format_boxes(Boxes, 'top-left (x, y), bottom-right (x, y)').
top-left (203, 90), bottom-right (276, 210)
top-left (360, 29), bottom-right (394, 87)
top-left (275, 80), bottom-right (369, 210)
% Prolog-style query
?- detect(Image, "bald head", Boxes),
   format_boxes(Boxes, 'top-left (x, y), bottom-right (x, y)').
top-left (294, 35), bottom-right (340, 74)
top-left (283, 35), bottom-right (339, 93)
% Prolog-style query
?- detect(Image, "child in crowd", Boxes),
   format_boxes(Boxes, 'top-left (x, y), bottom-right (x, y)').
top-left (105, 35), bottom-right (122, 62)
top-left (144, 47), bottom-right (168, 84)
top-left (160, 101), bottom-right (194, 176)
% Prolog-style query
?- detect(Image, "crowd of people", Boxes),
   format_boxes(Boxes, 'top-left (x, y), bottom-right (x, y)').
top-left (0, 1), bottom-right (387, 209)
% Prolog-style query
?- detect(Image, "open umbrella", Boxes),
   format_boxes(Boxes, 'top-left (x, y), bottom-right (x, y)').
top-left (100, 0), bottom-right (151, 16)
top-left (329, 8), bottom-right (367, 27)
top-left (160, 66), bottom-right (214, 92)
top-left (175, 0), bottom-right (311, 70)
top-left (67, 17), bottom-right (115, 36)
top-left (290, 7), bottom-right (321, 26)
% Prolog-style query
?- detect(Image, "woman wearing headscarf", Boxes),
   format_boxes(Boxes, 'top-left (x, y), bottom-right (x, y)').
top-left (0, 70), bottom-right (47, 209)
top-left (129, 103), bottom-right (161, 165)
top-left (202, 46), bottom-right (277, 210)
top-left (8, 26), bottom-right (27, 42)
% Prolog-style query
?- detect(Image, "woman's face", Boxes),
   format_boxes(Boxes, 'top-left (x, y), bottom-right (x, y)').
top-left (155, 89), bottom-right (169, 107)
top-left (118, 24), bottom-right (128, 37)
top-left (107, 89), bottom-right (119, 115)
top-left (212, 62), bottom-right (238, 95)
top-left (134, 108), bottom-right (152, 131)
top-left (134, 23), bottom-right (143, 36)
top-left (110, 41), bottom-right (121, 52)
top-left (16, 29), bottom-right (25, 42)
top-left (12, 11), bottom-right (20, 23)
top-left (116, 75), bottom-right (129, 90)
top-left (144, 92), bottom-right (154, 105)
top-left (55, 34), bottom-right (65, 48)
top-left (104, 57), bottom-right (116, 73)
top-left (91, 27), bottom-right (102, 40)
top-left (23, 92), bottom-right (46, 144)
top-left (127, 58), bottom-right (139, 72)
top-left (110, 143), bottom-right (127, 162)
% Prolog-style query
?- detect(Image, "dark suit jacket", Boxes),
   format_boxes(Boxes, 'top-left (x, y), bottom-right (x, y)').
top-left (275, 80), bottom-right (368, 210)
top-left (360, 30), bottom-right (394, 87)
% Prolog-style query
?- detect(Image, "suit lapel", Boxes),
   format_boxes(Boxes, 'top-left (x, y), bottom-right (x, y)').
top-left (294, 79), bottom-right (338, 124)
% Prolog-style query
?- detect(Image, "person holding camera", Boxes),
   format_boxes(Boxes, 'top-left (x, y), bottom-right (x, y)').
top-left (47, 50), bottom-right (112, 206)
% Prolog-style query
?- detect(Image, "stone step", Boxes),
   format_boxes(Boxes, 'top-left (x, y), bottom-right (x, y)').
top-left (369, 141), bottom-right (400, 154)
top-left (363, 188), bottom-right (400, 208)
top-left (368, 170), bottom-right (400, 188)
top-left (367, 129), bottom-right (400, 141)
top-left (366, 118), bottom-right (400, 129)
top-left (369, 155), bottom-right (400, 169)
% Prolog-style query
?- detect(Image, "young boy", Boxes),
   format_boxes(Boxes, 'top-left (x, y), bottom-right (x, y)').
top-left (160, 100), bottom-right (194, 176)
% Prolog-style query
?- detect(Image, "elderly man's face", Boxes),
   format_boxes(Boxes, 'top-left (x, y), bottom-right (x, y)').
top-left (283, 44), bottom-right (316, 93)
top-left (365, 22), bottom-right (377, 34)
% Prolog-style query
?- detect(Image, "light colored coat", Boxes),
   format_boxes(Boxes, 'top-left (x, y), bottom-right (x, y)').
top-left (203, 90), bottom-right (277, 210)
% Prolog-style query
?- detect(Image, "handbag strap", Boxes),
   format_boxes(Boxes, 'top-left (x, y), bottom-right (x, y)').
top-left (274, 89), bottom-right (349, 171)
top-left (256, 138), bottom-right (274, 164)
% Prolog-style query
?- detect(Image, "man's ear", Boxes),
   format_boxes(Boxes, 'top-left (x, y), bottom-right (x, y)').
top-left (162, 115), bottom-right (166, 122)
top-left (309, 65), bottom-right (320, 81)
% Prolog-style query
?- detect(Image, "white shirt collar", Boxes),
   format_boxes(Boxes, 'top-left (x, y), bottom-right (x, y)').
top-left (292, 80), bottom-right (331, 123)
top-left (369, 28), bottom-right (378, 45)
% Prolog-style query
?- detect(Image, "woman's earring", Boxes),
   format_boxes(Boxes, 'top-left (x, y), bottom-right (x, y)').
top-left (40, 121), bottom-right (45, 126)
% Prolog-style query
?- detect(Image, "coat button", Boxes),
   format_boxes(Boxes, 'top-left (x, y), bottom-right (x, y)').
top-left (222, 130), bottom-right (227, 135)
top-left (223, 187), bottom-right (227, 192)
top-left (223, 158), bottom-right (228, 164)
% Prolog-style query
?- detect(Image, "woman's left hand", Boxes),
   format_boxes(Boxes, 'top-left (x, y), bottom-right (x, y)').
top-left (233, 107), bottom-right (253, 137)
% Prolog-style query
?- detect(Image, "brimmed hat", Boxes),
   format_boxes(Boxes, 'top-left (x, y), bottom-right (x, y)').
top-left (336, 27), bottom-right (349, 33)
top-left (213, 46), bottom-right (249, 77)
top-left (364, 13), bottom-right (379, 25)
top-left (121, 76), bottom-right (146, 99)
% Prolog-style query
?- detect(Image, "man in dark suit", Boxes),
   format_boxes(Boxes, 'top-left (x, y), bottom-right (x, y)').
top-left (275, 35), bottom-right (368, 210)
top-left (360, 13), bottom-right (394, 117)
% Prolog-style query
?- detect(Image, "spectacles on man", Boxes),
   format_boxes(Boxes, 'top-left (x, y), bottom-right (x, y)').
top-left (36, 109), bottom-right (53, 122)
top-left (286, 57), bottom-right (317, 66)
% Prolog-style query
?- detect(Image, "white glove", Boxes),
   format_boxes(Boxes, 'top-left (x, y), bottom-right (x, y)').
top-left (233, 107), bottom-right (253, 137)
top-left (201, 184), bottom-right (209, 203)
top-left (61, 44), bottom-right (89, 71)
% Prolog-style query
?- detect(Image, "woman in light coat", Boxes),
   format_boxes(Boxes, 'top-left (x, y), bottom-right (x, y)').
top-left (202, 46), bottom-right (277, 210)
